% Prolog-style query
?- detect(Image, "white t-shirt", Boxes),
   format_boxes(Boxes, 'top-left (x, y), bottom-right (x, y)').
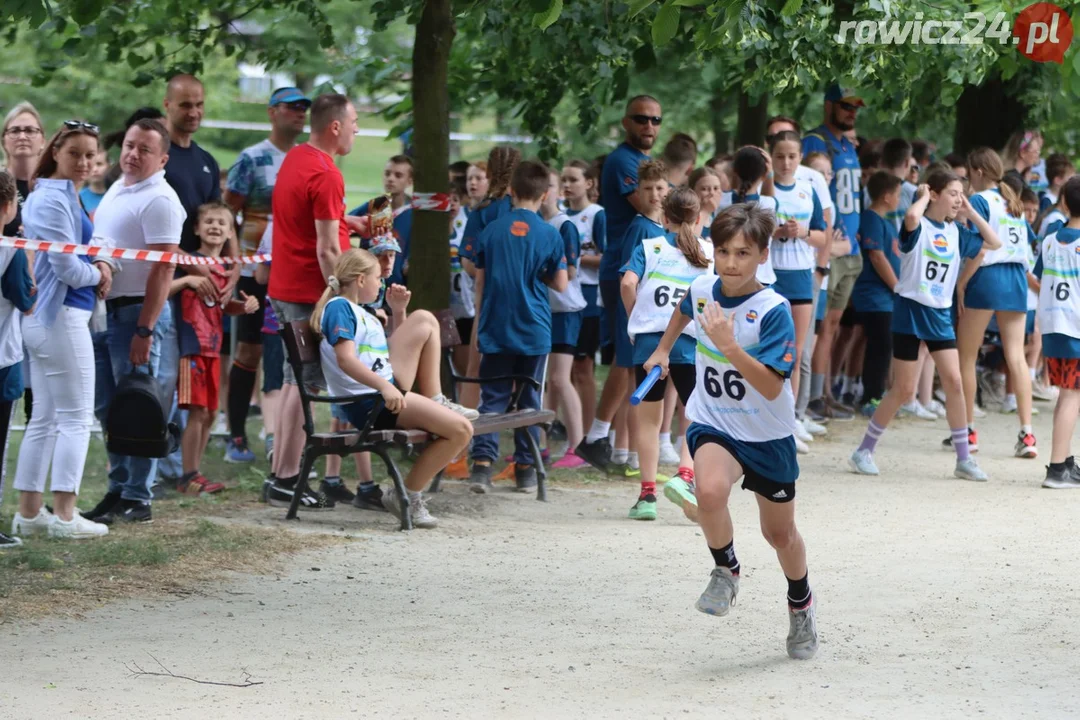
top-left (93, 170), bottom-right (186, 299)
top-left (795, 165), bottom-right (834, 216)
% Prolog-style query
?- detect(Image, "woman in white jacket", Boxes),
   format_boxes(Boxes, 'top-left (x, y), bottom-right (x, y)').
top-left (11, 121), bottom-right (117, 540)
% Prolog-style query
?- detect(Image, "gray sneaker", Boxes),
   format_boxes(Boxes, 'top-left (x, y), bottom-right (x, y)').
top-left (409, 494), bottom-right (438, 529)
top-left (786, 600), bottom-right (819, 660)
top-left (1042, 463), bottom-right (1080, 489)
top-left (954, 458), bottom-right (988, 482)
top-left (514, 464), bottom-right (537, 493)
top-left (469, 463), bottom-right (494, 494)
top-left (848, 448), bottom-right (879, 476)
top-left (695, 566), bottom-right (739, 616)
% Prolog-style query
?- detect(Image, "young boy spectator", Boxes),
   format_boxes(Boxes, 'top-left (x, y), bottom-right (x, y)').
top-left (1040, 153), bottom-right (1075, 214)
top-left (172, 203), bottom-right (259, 495)
top-left (349, 155), bottom-right (414, 286)
top-left (468, 161), bottom-right (569, 493)
top-left (79, 149), bottom-right (110, 219)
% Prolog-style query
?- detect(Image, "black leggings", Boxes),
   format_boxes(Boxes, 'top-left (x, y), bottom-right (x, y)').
top-left (0, 400), bottom-right (14, 504)
top-left (859, 312), bottom-right (893, 404)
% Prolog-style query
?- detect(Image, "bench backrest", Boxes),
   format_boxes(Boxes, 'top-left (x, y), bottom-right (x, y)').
top-left (281, 320), bottom-right (319, 436)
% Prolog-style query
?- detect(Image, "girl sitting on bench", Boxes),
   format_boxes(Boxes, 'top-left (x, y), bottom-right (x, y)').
top-left (312, 249), bottom-right (477, 529)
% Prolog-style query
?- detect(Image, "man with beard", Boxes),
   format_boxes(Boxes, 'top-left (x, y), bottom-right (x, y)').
top-left (576, 95), bottom-right (661, 471)
top-left (802, 85), bottom-right (864, 422)
top-left (222, 88), bottom-right (311, 464)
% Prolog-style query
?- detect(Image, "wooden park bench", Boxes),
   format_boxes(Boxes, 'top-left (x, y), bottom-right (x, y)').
top-left (280, 313), bottom-right (554, 531)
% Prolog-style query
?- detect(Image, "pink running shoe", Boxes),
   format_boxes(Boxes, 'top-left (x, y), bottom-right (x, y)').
top-left (551, 450), bottom-right (587, 469)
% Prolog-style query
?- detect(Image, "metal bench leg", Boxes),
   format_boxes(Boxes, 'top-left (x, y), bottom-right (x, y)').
top-left (374, 447), bottom-right (412, 531)
top-left (286, 450), bottom-right (316, 520)
top-left (525, 428), bottom-right (548, 502)
top-left (429, 470), bottom-right (443, 494)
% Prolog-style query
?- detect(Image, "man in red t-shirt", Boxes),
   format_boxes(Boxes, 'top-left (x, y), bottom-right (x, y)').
top-left (266, 93), bottom-right (358, 509)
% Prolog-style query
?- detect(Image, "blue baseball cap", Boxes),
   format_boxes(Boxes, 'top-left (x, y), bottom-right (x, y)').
top-left (369, 234), bottom-right (402, 255)
top-left (824, 84), bottom-right (864, 107)
top-left (269, 87), bottom-right (311, 108)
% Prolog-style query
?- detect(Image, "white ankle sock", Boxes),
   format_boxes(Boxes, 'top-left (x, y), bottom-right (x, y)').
top-left (659, 432), bottom-right (672, 446)
top-left (586, 420), bottom-right (611, 443)
top-left (627, 451), bottom-right (639, 469)
top-left (612, 448), bottom-right (628, 464)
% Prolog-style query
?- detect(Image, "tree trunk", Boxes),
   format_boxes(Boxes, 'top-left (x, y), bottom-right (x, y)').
top-left (953, 75), bottom-right (1026, 155)
top-left (709, 79), bottom-right (732, 156)
top-left (409, 0), bottom-right (455, 313)
top-left (735, 88), bottom-right (768, 149)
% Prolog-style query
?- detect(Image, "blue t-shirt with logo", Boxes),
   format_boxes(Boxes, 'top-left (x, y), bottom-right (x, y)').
top-left (474, 208), bottom-right (567, 355)
top-left (600, 142), bottom-right (649, 282)
top-left (802, 126), bottom-right (861, 254)
top-left (851, 209), bottom-right (900, 313)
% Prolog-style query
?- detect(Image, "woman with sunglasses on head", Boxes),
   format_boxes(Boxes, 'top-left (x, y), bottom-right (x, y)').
top-left (10, 121), bottom-right (120, 541)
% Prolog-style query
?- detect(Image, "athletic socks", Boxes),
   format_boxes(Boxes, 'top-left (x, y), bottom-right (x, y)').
top-left (951, 427), bottom-right (971, 462)
top-left (611, 448), bottom-right (628, 465)
top-left (359, 480), bottom-right (376, 492)
top-left (858, 420), bottom-right (885, 453)
top-left (227, 361), bottom-right (258, 440)
top-left (324, 475), bottom-right (343, 486)
top-left (1021, 424), bottom-right (1033, 436)
top-left (586, 419), bottom-right (611, 443)
top-left (640, 480), bottom-right (657, 497)
top-left (710, 541), bottom-right (740, 576)
top-left (810, 373), bottom-right (825, 401)
top-left (659, 432), bottom-right (671, 446)
top-left (627, 451), bottom-right (639, 470)
top-left (787, 573), bottom-right (812, 610)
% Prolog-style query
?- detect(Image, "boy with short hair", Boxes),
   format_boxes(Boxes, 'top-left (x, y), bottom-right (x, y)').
top-left (661, 136), bottom-right (696, 189)
top-left (79, 149), bottom-right (110, 219)
top-left (1040, 153), bottom-right (1075, 215)
top-left (173, 203), bottom-right (259, 495)
top-left (349, 155), bottom-right (414, 286)
top-left (469, 160), bottom-right (569, 493)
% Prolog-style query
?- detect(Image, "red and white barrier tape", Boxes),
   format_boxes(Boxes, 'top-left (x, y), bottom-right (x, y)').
top-left (411, 192), bottom-right (452, 212)
top-left (0, 237), bottom-right (269, 265)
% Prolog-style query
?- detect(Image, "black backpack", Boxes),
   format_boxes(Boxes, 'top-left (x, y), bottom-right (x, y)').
top-left (105, 370), bottom-right (180, 458)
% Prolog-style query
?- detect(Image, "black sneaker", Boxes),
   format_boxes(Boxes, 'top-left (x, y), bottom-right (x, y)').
top-left (83, 490), bottom-right (122, 523)
top-left (117, 500), bottom-right (153, 524)
top-left (320, 479), bottom-right (356, 504)
top-left (575, 437), bottom-right (612, 471)
top-left (1042, 462), bottom-right (1080, 489)
top-left (0, 531), bottom-right (22, 549)
top-left (352, 484), bottom-right (387, 512)
top-left (469, 464), bottom-right (494, 494)
top-left (267, 477), bottom-right (335, 511)
top-left (548, 419), bottom-right (568, 442)
top-left (261, 475), bottom-right (276, 503)
top-left (514, 464), bottom-right (537, 493)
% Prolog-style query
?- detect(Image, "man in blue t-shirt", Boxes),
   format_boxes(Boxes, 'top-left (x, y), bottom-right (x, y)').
top-left (580, 94), bottom-right (662, 470)
top-left (802, 84), bottom-right (863, 420)
top-left (469, 161), bottom-right (568, 494)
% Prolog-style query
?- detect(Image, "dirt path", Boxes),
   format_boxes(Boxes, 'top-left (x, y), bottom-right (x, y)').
top-left (3, 408), bottom-right (1079, 719)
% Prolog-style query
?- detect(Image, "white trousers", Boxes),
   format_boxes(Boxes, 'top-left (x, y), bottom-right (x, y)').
top-left (13, 307), bottom-right (94, 495)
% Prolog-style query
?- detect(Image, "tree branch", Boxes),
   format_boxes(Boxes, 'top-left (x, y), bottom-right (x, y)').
top-left (124, 653), bottom-right (264, 688)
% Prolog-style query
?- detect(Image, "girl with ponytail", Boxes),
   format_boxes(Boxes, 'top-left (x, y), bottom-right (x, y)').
top-left (718, 146), bottom-right (779, 286)
top-left (619, 187), bottom-right (713, 521)
top-left (313, 249), bottom-right (478, 529)
top-left (953, 147), bottom-right (1040, 460)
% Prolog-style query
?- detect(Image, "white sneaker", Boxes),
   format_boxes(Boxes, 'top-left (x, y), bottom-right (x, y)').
top-left (410, 494), bottom-right (439, 529)
top-left (48, 514), bottom-right (109, 539)
top-left (212, 412), bottom-right (228, 436)
top-left (973, 405), bottom-right (987, 419)
top-left (1032, 381), bottom-right (1059, 402)
top-left (955, 458), bottom-right (988, 482)
top-left (849, 448), bottom-right (880, 476)
top-left (793, 420), bottom-right (814, 443)
top-left (433, 394), bottom-right (480, 421)
top-left (934, 388), bottom-right (947, 404)
top-left (1001, 395), bottom-right (1017, 414)
top-left (12, 508), bottom-right (53, 537)
top-left (925, 399), bottom-right (947, 418)
top-left (794, 436), bottom-right (810, 454)
top-left (658, 442), bottom-right (681, 465)
top-left (802, 417), bottom-right (827, 436)
top-left (901, 401), bottom-right (937, 420)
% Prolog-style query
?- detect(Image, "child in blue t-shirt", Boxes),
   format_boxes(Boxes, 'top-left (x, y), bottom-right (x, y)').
top-left (850, 171), bottom-right (902, 410)
top-left (468, 161), bottom-right (569, 493)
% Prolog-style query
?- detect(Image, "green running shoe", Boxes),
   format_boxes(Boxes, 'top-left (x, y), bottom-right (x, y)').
top-left (628, 494), bottom-right (657, 521)
top-left (663, 472), bottom-right (698, 522)
top-left (608, 462), bottom-right (641, 478)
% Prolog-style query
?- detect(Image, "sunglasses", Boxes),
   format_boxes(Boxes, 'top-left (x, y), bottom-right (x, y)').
top-left (63, 120), bottom-right (99, 134)
top-left (280, 102), bottom-right (310, 112)
top-left (837, 101), bottom-right (860, 112)
top-left (629, 115), bottom-right (662, 127)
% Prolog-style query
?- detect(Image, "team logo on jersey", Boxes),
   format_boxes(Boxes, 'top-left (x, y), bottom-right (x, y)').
top-left (798, 192), bottom-right (806, 199)
top-left (455, 219), bottom-right (464, 229)
top-left (925, 234), bottom-right (955, 261)
top-left (653, 243), bottom-right (662, 254)
top-left (783, 352), bottom-right (793, 363)
top-left (450, 246), bottom-right (458, 258)
top-left (1074, 245), bottom-right (1080, 255)
top-left (510, 221), bottom-right (530, 237)
top-left (696, 298), bottom-right (706, 314)
top-left (580, 215), bottom-right (589, 224)
top-left (746, 310), bottom-right (758, 323)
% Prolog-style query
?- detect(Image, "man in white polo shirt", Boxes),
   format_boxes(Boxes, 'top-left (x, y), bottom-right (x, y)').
top-left (83, 118), bottom-right (186, 526)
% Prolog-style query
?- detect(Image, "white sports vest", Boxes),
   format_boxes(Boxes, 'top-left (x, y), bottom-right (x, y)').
top-left (1040, 208), bottom-right (1067, 239)
top-left (572, 204), bottom-right (603, 286)
top-left (684, 276), bottom-right (796, 441)
top-left (546, 213), bottom-right (587, 313)
top-left (719, 191), bottom-right (778, 284)
top-left (771, 179), bottom-right (817, 271)
top-left (449, 213), bottom-right (475, 320)
top-left (626, 235), bottom-right (714, 340)
top-left (319, 297), bottom-right (395, 397)
top-left (1038, 230), bottom-right (1080, 339)
top-left (894, 217), bottom-right (963, 309)
top-left (977, 189), bottom-right (1029, 266)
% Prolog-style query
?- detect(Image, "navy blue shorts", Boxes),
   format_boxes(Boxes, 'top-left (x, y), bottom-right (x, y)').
top-left (551, 311), bottom-right (583, 352)
top-left (686, 422), bottom-right (798, 501)
top-left (772, 268), bottom-right (813, 303)
top-left (965, 262), bottom-right (1028, 313)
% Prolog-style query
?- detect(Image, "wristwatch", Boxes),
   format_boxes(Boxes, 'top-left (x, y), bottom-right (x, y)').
top-left (135, 326), bottom-right (152, 339)
top-left (815, 266), bottom-right (830, 276)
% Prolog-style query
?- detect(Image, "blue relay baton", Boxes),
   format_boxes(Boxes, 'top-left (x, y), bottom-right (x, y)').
top-left (630, 365), bottom-right (663, 406)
